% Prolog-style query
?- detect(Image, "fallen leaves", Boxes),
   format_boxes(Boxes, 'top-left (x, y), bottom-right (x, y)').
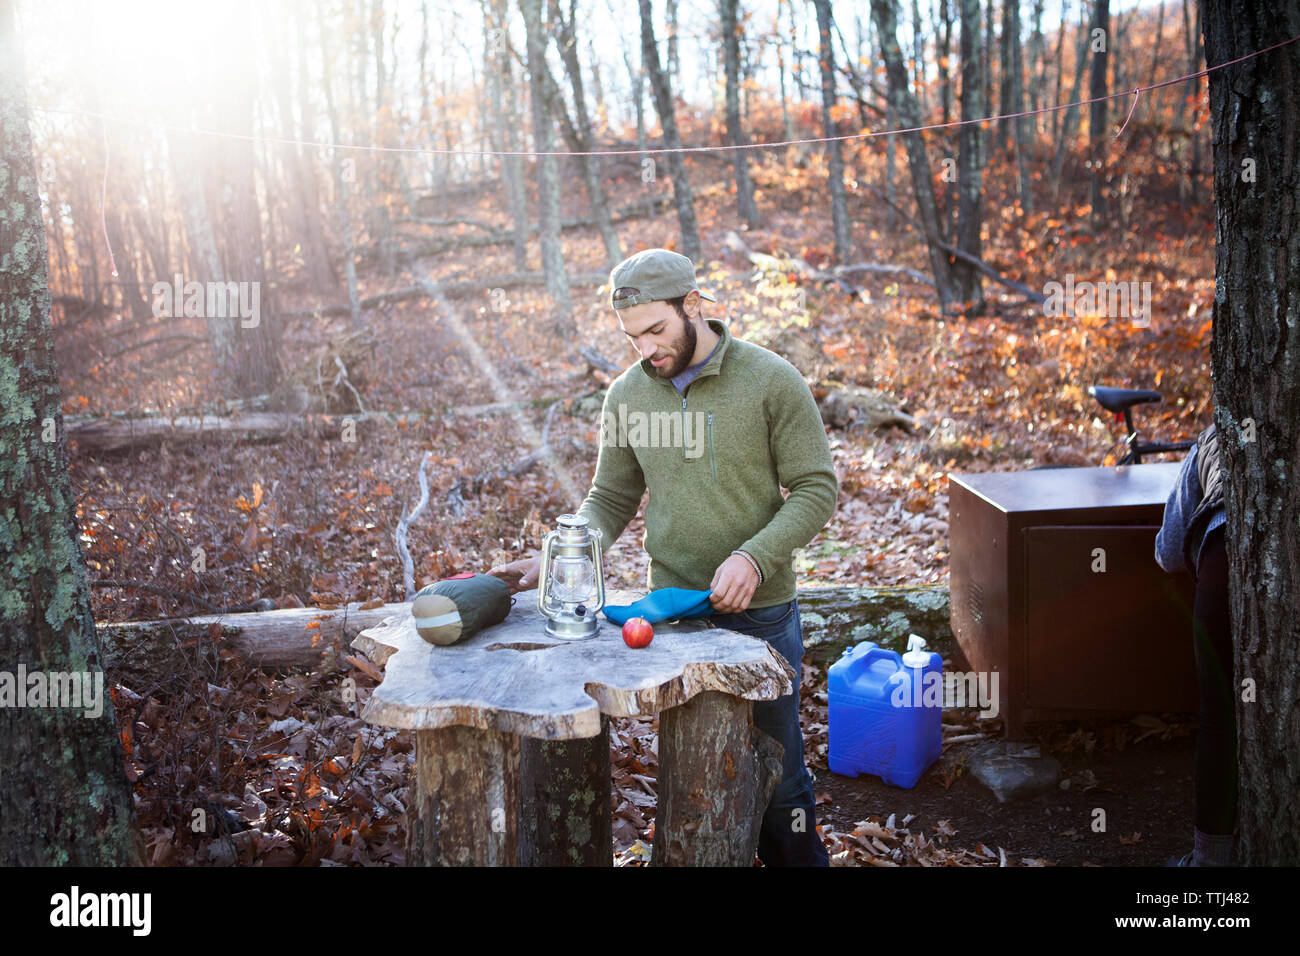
top-left (821, 813), bottom-right (1016, 867)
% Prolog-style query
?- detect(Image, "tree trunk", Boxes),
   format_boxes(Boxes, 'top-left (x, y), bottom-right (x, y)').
top-left (982, 0), bottom-right (994, 162)
top-left (1186, 0), bottom-right (1205, 202)
top-left (955, 0), bottom-right (985, 311)
top-left (1009, 0), bottom-right (1032, 214)
top-left (721, 0), bottom-right (761, 229)
top-left (166, 128), bottom-right (242, 380)
top-left (620, 39), bottom-right (654, 225)
top-left (270, 0), bottom-right (336, 294)
top-left (408, 726), bottom-right (521, 866)
top-left (521, 0), bottom-right (574, 338)
top-left (1148, 0), bottom-right (1166, 88)
top-left (1089, 0), bottom-right (1110, 226)
top-left (912, 0), bottom-right (927, 118)
top-left (1201, 0), bottom-right (1300, 866)
top-left (639, 0), bottom-right (701, 263)
top-left (1029, 0), bottom-right (1045, 132)
top-left (998, 0), bottom-right (1016, 154)
top-left (871, 0), bottom-right (960, 312)
top-left (213, 66), bottom-right (282, 398)
top-left (1051, 6), bottom-right (1090, 196)
top-left (1050, 0), bottom-right (1070, 143)
top-left (939, 0), bottom-right (954, 126)
top-left (519, 717), bottom-right (612, 866)
top-left (666, 0), bottom-right (681, 88)
top-left (489, 0), bottom-right (531, 273)
top-left (651, 692), bottom-right (784, 866)
top-left (812, 0), bottom-right (853, 263)
top-left (0, 0), bottom-right (140, 865)
top-left (317, 4), bottom-right (363, 328)
top-left (551, 0), bottom-right (623, 266)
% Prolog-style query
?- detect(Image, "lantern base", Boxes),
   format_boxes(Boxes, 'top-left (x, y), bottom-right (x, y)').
top-left (543, 616), bottom-right (601, 641)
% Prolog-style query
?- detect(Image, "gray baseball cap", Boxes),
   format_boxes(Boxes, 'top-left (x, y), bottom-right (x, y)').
top-left (608, 248), bottom-right (717, 310)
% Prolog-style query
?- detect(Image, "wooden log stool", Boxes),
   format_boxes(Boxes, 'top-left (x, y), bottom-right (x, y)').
top-left (353, 589), bottom-right (793, 866)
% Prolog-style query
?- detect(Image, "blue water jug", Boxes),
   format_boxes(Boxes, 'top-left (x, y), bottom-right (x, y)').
top-left (828, 635), bottom-right (942, 788)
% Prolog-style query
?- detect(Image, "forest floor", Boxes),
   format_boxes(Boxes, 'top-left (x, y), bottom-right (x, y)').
top-left (60, 145), bottom-right (1219, 865)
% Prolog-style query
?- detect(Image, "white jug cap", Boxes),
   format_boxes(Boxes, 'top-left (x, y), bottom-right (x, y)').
top-left (902, 634), bottom-right (930, 668)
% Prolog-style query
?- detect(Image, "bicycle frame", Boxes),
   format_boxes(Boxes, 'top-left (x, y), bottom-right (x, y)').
top-left (1108, 402), bottom-right (1194, 465)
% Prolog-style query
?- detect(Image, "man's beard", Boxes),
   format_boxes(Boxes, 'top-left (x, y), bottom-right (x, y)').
top-left (652, 317), bottom-right (697, 379)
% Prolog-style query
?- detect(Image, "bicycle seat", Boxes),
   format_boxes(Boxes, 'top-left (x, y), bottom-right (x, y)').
top-left (1088, 385), bottom-right (1163, 414)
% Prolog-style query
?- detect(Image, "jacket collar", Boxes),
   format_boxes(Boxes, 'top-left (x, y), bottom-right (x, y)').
top-left (639, 319), bottom-right (732, 387)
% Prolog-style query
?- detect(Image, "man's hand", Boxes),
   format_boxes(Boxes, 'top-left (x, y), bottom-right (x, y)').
top-left (709, 553), bottom-right (760, 614)
top-left (487, 556), bottom-right (541, 594)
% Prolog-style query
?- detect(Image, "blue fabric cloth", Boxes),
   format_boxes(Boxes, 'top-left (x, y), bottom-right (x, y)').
top-left (602, 588), bottom-right (714, 625)
top-left (708, 599), bottom-right (829, 867)
top-left (669, 337), bottom-right (723, 394)
top-left (1155, 442), bottom-right (1227, 576)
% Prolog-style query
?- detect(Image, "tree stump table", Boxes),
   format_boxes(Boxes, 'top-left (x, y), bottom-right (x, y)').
top-left (352, 589), bottom-right (793, 867)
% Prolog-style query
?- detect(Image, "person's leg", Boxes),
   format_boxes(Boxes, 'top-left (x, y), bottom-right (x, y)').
top-left (708, 599), bottom-right (829, 867)
top-left (1190, 526), bottom-right (1236, 864)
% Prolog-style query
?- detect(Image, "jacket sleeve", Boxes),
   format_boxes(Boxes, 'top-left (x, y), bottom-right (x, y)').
top-left (1154, 444), bottom-right (1201, 574)
top-left (577, 382), bottom-right (646, 554)
top-left (737, 361), bottom-right (839, 578)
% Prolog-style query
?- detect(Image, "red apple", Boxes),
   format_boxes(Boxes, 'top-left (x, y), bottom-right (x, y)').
top-left (621, 617), bottom-right (654, 648)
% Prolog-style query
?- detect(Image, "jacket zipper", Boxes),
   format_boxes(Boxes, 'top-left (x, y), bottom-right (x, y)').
top-left (681, 395), bottom-right (688, 464)
top-left (707, 412), bottom-right (716, 481)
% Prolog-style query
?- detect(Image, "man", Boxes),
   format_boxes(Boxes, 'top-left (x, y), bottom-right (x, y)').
top-left (490, 248), bottom-right (838, 866)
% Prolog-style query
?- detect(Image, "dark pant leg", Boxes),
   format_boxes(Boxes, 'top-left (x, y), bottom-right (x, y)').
top-left (709, 600), bottom-right (830, 867)
top-left (1192, 527), bottom-right (1236, 836)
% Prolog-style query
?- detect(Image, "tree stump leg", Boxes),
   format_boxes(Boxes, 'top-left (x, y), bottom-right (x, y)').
top-left (652, 691), bottom-right (785, 866)
top-left (407, 726), bottom-right (520, 866)
top-left (519, 715), bottom-right (612, 866)
top-left (748, 725), bottom-right (786, 854)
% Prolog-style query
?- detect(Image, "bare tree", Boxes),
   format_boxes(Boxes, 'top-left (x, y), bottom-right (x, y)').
top-left (1051, 2), bottom-right (1090, 197)
top-left (1089, 0), bottom-right (1110, 225)
top-left (871, 0), bottom-right (959, 311)
top-left (721, 0), bottom-right (761, 229)
top-left (521, 0), bottom-right (574, 336)
top-left (485, 0), bottom-right (531, 271)
top-left (317, 3), bottom-right (363, 328)
top-left (550, 0), bottom-right (623, 266)
top-left (954, 0), bottom-right (984, 311)
top-left (811, 0), bottom-right (852, 262)
top-left (639, 0), bottom-right (701, 263)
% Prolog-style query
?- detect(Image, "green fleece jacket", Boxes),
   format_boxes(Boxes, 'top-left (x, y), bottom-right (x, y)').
top-left (578, 319), bottom-right (838, 607)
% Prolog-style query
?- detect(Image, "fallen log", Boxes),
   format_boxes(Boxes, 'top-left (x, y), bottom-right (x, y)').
top-left (578, 345), bottom-right (623, 377)
top-left (796, 585), bottom-right (953, 667)
top-left (68, 412), bottom-right (301, 454)
top-left (97, 602), bottom-right (409, 688)
top-left (281, 272), bottom-right (608, 319)
top-left (65, 411), bottom-right (377, 454)
top-left (816, 384), bottom-right (918, 432)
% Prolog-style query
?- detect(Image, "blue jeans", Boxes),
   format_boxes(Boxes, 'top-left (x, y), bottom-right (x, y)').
top-left (708, 599), bottom-right (830, 867)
